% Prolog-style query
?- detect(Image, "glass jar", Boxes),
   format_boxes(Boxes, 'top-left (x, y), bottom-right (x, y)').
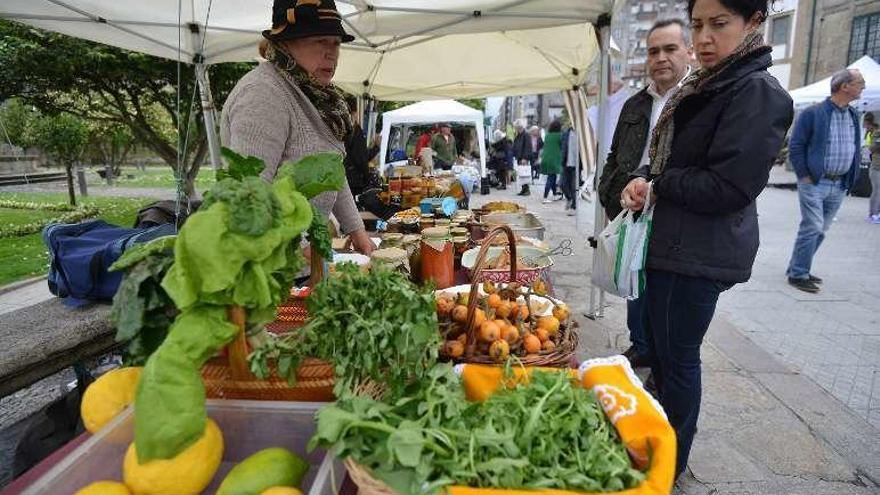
top-left (420, 213), bottom-right (435, 229)
top-left (402, 234), bottom-right (423, 283)
top-left (435, 218), bottom-right (451, 229)
top-left (379, 232), bottom-right (404, 249)
top-left (452, 236), bottom-right (471, 270)
top-left (420, 227), bottom-right (454, 289)
top-left (370, 247), bottom-right (411, 277)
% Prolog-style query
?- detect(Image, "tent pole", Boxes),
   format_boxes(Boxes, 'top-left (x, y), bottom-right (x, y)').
top-left (195, 62), bottom-right (222, 170)
top-left (587, 14), bottom-right (611, 320)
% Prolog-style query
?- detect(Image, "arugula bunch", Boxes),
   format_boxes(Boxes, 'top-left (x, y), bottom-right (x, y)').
top-left (134, 148), bottom-right (345, 462)
top-left (311, 365), bottom-right (645, 494)
top-left (250, 263), bottom-right (441, 399)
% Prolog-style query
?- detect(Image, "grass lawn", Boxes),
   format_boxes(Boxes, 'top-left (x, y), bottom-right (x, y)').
top-left (0, 192), bottom-right (157, 287)
top-left (91, 166), bottom-right (216, 191)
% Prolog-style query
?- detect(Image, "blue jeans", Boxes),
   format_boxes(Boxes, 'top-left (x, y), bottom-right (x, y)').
top-left (627, 296), bottom-right (648, 356)
top-left (786, 179), bottom-right (845, 279)
top-left (642, 270), bottom-right (731, 477)
top-left (543, 174), bottom-right (558, 198)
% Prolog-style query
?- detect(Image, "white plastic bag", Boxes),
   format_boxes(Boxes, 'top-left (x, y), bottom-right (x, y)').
top-left (592, 209), bottom-right (627, 295)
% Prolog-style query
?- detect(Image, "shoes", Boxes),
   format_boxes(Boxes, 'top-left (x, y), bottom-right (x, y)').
top-left (808, 274), bottom-right (823, 284)
top-left (542, 198), bottom-right (553, 204)
top-left (623, 345), bottom-right (653, 369)
top-left (552, 194), bottom-right (564, 201)
top-left (567, 209), bottom-right (576, 216)
top-left (870, 214), bottom-right (880, 224)
top-left (788, 277), bottom-right (820, 293)
top-left (517, 185), bottom-right (530, 196)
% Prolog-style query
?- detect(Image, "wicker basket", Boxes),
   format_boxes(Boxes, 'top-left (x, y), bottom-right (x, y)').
top-left (345, 458), bottom-right (398, 495)
top-left (456, 225), bottom-right (578, 368)
top-left (201, 254), bottom-right (336, 401)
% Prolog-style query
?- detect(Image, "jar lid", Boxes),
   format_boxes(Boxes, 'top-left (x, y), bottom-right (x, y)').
top-left (422, 227), bottom-right (451, 240)
top-left (435, 218), bottom-right (451, 225)
top-left (402, 234), bottom-right (422, 244)
top-left (380, 233), bottom-right (404, 241)
top-left (452, 236), bottom-right (469, 243)
top-left (450, 227), bottom-right (469, 236)
top-left (371, 247), bottom-right (409, 262)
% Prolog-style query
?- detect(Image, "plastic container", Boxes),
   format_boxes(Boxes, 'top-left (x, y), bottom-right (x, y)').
top-left (20, 400), bottom-right (344, 495)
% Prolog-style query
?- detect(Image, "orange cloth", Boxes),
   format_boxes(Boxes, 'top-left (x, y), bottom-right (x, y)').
top-left (448, 357), bottom-right (676, 495)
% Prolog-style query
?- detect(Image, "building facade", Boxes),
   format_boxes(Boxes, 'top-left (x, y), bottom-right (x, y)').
top-left (790, 0), bottom-right (880, 88)
top-left (612, 0), bottom-right (689, 90)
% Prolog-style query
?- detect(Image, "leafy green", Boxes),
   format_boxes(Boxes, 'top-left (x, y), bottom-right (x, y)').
top-left (310, 366), bottom-right (645, 494)
top-left (250, 264), bottom-right (440, 399)
top-left (218, 147), bottom-right (265, 181)
top-left (202, 177), bottom-right (280, 236)
top-left (306, 204), bottom-right (333, 260)
top-left (276, 152), bottom-right (345, 199)
top-left (134, 306), bottom-right (239, 462)
top-left (110, 241), bottom-right (177, 365)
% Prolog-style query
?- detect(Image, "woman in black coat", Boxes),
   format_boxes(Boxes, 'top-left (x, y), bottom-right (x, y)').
top-left (621, 0), bottom-right (793, 478)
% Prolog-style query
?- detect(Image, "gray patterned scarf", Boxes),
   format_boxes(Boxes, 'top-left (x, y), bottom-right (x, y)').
top-left (649, 30), bottom-right (766, 175)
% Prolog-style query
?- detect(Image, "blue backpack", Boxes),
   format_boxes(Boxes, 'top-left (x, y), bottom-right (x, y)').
top-left (42, 220), bottom-right (176, 304)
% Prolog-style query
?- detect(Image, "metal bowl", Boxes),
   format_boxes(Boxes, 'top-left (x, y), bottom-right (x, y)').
top-left (461, 245), bottom-right (553, 284)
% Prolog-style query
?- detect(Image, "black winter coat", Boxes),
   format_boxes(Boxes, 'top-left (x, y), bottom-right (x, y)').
top-left (635, 48), bottom-right (793, 283)
top-left (511, 130), bottom-right (531, 162)
top-left (344, 124), bottom-right (379, 197)
top-left (598, 89), bottom-right (652, 219)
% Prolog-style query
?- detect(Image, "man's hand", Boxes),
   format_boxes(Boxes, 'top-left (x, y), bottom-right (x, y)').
top-left (350, 230), bottom-right (375, 255)
top-left (621, 178), bottom-right (650, 211)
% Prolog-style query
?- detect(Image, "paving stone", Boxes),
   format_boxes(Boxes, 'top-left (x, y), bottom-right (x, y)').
top-left (688, 435), bottom-right (766, 483)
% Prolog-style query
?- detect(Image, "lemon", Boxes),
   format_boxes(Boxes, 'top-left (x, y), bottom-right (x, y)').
top-left (81, 367), bottom-right (143, 434)
top-left (217, 447), bottom-right (309, 495)
top-left (261, 488), bottom-right (303, 495)
top-left (73, 481), bottom-right (132, 495)
top-left (123, 418), bottom-right (223, 495)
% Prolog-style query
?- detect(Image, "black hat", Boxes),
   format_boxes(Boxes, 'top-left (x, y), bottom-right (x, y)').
top-left (263, 0), bottom-right (354, 43)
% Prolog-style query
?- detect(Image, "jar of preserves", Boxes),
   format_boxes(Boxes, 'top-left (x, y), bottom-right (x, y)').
top-left (370, 247), bottom-right (410, 277)
top-left (452, 236), bottom-right (471, 270)
top-left (420, 227), bottom-right (454, 289)
top-left (379, 232), bottom-right (404, 249)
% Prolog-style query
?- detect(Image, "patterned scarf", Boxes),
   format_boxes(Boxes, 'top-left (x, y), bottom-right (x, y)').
top-left (648, 30), bottom-right (766, 175)
top-left (265, 41), bottom-right (353, 142)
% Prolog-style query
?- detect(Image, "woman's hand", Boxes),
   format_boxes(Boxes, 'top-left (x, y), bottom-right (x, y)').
top-left (350, 230), bottom-right (375, 255)
top-left (621, 178), bottom-right (650, 211)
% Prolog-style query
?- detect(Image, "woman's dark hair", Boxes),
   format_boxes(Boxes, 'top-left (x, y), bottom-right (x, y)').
top-left (345, 94), bottom-right (357, 113)
top-left (687, 0), bottom-right (769, 22)
top-left (548, 120), bottom-right (562, 133)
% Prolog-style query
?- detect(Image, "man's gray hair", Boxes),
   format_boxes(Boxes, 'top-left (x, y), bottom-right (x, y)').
top-left (648, 18), bottom-right (691, 47)
top-left (830, 69), bottom-right (856, 94)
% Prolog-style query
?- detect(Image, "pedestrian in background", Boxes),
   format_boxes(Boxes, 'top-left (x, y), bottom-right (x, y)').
top-left (865, 113), bottom-right (880, 223)
top-left (561, 123), bottom-right (580, 215)
top-left (528, 125), bottom-right (543, 181)
top-left (786, 69), bottom-right (865, 292)
top-left (489, 129), bottom-right (514, 190)
top-left (599, 18), bottom-right (693, 370)
top-left (512, 120), bottom-right (533, 196)
top-left (621, 0), bottom-right (793, 478)
top-left (540, 120), bottom-right (563, 204)
top-left (431, 123), bottom-right (458, 170)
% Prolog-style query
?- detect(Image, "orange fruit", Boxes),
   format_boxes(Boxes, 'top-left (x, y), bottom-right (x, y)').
top-left (473, 309), bottom-right (487, 328)
top-left (552, 304), bottom-right (570, 322)
top-left (456, 333), bottom-right (468, 345)
top-left (489, 340), bottom-right (510, 362)
top-left (502, 325), bottom-right (519, 344)
top-left (495, 301), bottom-right (512, 319)
top-left (444, 340), bottom-right (465, 358)
top-left (542, 340), bottom-right (556, 352)
top-left (487, 293), bottom-right (502, 309)
top-left (479, 321), bottom-right (501, 342)
top-left (523, 334), bottom-right (541, 354)
top-left (537, 316), bottom-right (560, 336)
top-left (535, 328), bottom-right (550, 343)
top-left (517, 304), bottom-right (530, 320)
top-left (436, 297), bottom-right (455, 317)
top-left (482, 281), bottom-right (498, 294)
top-left (452, 305), bottom-right (469, 323)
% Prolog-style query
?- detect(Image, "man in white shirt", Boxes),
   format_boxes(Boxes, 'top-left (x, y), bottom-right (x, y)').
top-left (597, 18), bottom-right (692, 370)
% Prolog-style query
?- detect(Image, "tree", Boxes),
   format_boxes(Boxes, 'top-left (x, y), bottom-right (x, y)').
top-left (0, 98), bottom-right (40, 150)
top-left (0, 20), bottom-right (253, 198)
top-left (85, 123), bottom-right (135, 181)
top-left (30, 114), bottom-right (89, 205)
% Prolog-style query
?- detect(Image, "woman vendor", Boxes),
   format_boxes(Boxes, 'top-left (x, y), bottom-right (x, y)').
top-left (220, 0), bottom-right (373, 255)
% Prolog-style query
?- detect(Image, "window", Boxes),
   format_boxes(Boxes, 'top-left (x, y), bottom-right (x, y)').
top-left (849, 13), bottom-right (880, 64)
top-left (770, 15), bottom-right (791, 47)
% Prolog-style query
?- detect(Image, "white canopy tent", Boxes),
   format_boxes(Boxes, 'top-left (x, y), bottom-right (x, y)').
top-left (0, 0), bottom-right (621, 316)
top-left (378, 100), bottom-right (487, 175)
top-left (789, 55), bottom-right (880, 112)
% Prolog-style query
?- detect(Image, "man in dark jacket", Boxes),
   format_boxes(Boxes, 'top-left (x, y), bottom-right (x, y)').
top-left (785, 69), bottom-right (865, 293)
top-left (344, 96), bottom-right (380, 197)
top-left (597, 19), bottom-right (692, 368)
top-left (511, 120), bottom-right (532, 195)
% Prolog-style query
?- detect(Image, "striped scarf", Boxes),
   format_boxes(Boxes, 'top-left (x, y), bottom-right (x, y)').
top-left (265, 41), bottom-right (352, 142)
top-left (649, 30), bottom-right (766, 175)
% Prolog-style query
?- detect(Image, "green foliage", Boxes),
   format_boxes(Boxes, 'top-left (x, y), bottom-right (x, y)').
top-left (251, 264), bottom-right (441, 399)
top-left (307, 204), bottom-right (333, 260)
top-left (0, 98), bottom-right (40, 148)
top-left (0, 19), bottom-right (253, 197)
top-left (0, 192), bottom-right (155, 286)
top-left (29, 113), bottom-right (89, 166)
top-left (110, 237), bottom-right (177, 366)
top-left (276, 152), bottom-right (346, 200)
top-left (0, 204), bottom-right (99, 239)
top-left (202, 177), bottom-right (281, 236)
top-left (311, 366), bottom-right (645, 495)
top-left (218, 147), bottom-right (266, 181)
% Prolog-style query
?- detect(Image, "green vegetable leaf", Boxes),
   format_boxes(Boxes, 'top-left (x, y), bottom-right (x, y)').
top-left (307, 205), bottom-right (333, 260)
top-left (202, 177), bottom-right (280, 236)
top-left (134, 306), bottom-right (239, 462)
top-left (218, 147), bottom-right (265, 181)
top-left (277, 152), bottom-right (345, 199)
top-left (388, 422), bottom-right (425, 468)
top-left (109, 235), bottom-right (176, 272)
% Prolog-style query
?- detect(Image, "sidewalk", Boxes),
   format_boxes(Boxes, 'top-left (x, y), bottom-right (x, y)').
top-left (472, 180), bottom-right (880, 494)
